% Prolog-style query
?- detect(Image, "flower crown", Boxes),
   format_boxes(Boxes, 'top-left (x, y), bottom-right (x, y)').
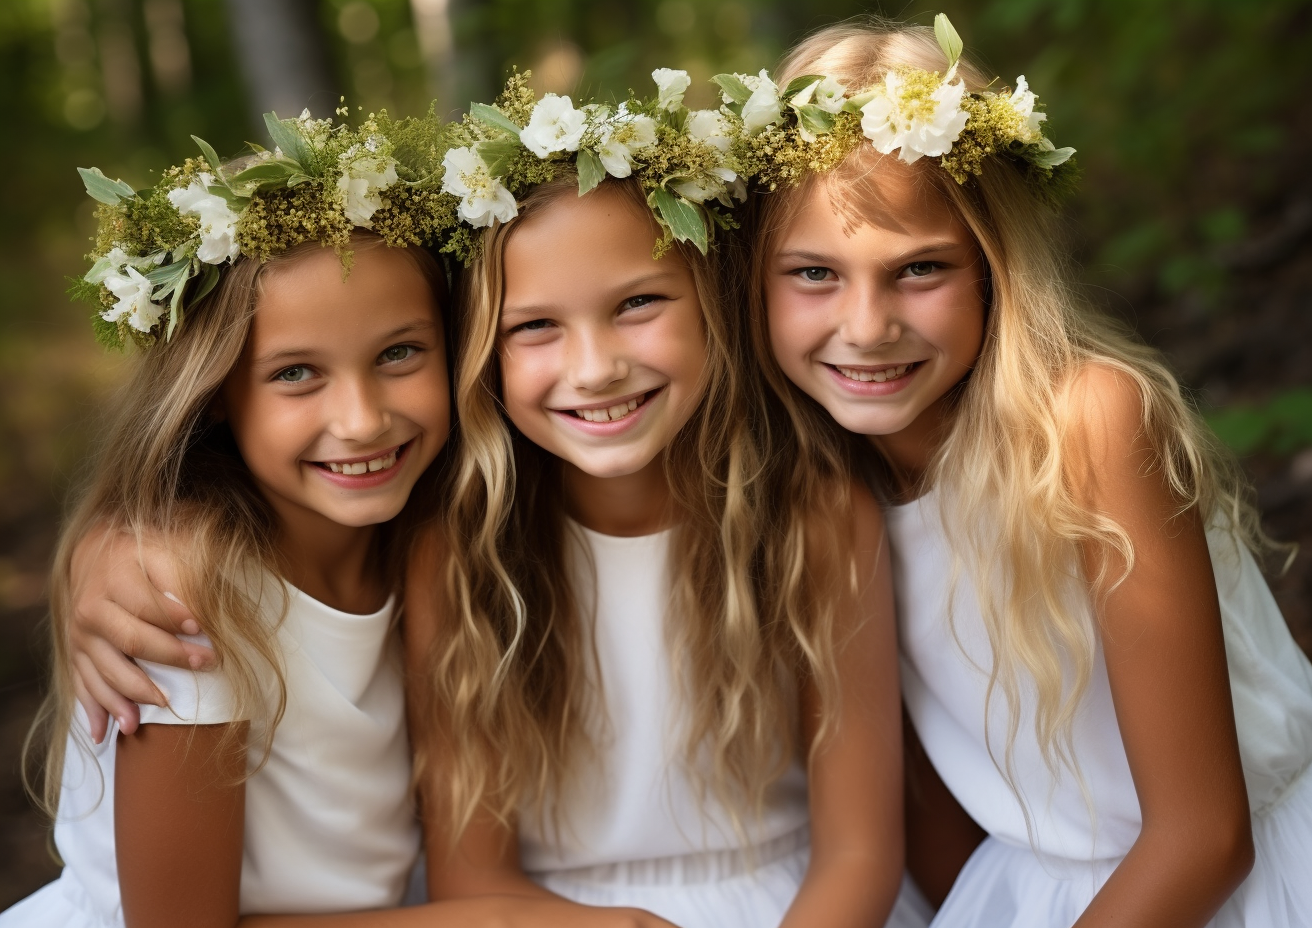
top-left (721, 14), bottom-right (1075, 193)
top-left (75, 71), bottom-right (755, 347)
top-left (438, 69), bottom-right (749, 260)
top-left (74, 107), bottom-right (454, 348)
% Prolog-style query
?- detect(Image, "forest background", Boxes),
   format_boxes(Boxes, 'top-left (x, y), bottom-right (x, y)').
top-left (2, 0), bottom-right (1311, 904)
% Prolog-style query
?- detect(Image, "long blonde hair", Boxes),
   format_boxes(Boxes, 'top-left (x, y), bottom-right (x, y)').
top-left (26, 234), bottom-right (448, 822)
top-left (754, 18), bottom-right (1267, 805)
top-left (416, 171), bottom-right (852, 843)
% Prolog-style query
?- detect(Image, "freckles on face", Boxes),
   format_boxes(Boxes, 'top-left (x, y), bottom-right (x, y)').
top-left (763, 160), bottom-right (987, 439)
top-left (219, 244), bottom-right (449, 534)
top-left (496, 185), bottom-right (708, 480)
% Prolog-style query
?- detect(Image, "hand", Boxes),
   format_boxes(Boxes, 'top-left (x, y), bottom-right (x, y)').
top-left (68, 522), bottom-right (215, 741)
top-left (477, 899), bottom-right (683, 928)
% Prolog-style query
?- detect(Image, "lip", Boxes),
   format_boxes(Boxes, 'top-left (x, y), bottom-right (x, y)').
top-left (550, 386), bottom-right (664, 437)
top-left (824, 361), bottom-right (921, 397)
top-left (309, 440), bottom-right (413, 489)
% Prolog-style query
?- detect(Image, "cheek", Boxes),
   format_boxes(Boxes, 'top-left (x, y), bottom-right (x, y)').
top-left (765, 289), bottom-right (818, 378)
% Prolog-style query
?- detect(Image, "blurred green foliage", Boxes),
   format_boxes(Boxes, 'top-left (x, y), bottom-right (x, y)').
top-left (1208, 390), bottom-right (1312, 457)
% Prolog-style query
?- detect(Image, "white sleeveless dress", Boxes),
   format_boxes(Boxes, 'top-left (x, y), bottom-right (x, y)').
top-left (1, 583), bottom-right (420, 927)
top-left (521, 523), bottom-right (932, 928)
top-left (888, 491), bottom-right (1312, 928)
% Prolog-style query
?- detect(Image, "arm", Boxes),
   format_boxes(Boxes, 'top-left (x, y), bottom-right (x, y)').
top-left (1069, 368), bottom-right (1253, 928)
top-left (401, 527), bottom-right (682, 928)
top-left (779, 484), bottom-right (905, 928)
top-left (69, 521), bottom-right (216, 739)
top-left (904, 719), bottom-right (985, 908)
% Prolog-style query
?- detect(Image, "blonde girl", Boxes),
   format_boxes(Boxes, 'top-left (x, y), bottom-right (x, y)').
top-left (405, 160), bottom-right (919, 927)
top-left (744, 15), bottom-right (1312, 928)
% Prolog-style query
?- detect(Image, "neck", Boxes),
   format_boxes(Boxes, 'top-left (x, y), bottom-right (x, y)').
top-left (271, 506), bottom-right (382, 614)
top-left (868, 393), bottom-right (955, 499)
top-left (562, 457), bottom-right (673, 536)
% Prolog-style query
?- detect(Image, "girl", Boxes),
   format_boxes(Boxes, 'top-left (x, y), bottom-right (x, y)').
top-left (745, 16), bottom-right (1312, 928)
top-left (7, 117), bottom-right (670, 928)
top-left (54, 76), bottom-right (926, 928)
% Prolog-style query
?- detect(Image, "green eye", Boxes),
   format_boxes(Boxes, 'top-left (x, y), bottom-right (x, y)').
top-left (905, 262), bottom-right (936, 277)
top-left (276, 365), bottom-right (310, 382)
top-left (381, 345), bottom-right (415, 363)
top-left (801, 267), bottom-right (830, 281)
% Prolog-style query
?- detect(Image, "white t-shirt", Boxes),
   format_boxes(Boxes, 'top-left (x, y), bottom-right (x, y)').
top-left (1, 581), bottom-right (419, 928)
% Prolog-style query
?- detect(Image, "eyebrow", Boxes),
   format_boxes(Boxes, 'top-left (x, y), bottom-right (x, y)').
top-left (251, 318), bottom-right (437, 367)
top-left (501, 270), bottom-right (684, 320)
top-left (774, 241), bottom-right (967, 265)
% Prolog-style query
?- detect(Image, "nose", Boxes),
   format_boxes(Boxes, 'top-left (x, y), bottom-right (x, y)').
top-left (837, 280), bottom-right (901, 349)
top-left (566, 327), bottom-right (629, 393)
top-left (328, 374), bottom-right (390, 444)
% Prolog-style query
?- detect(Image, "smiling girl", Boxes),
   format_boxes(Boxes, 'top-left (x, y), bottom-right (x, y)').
top-left (406, 78), bottom-right (920, 928)
top-left (742, 15), bottom-right (1312, 928)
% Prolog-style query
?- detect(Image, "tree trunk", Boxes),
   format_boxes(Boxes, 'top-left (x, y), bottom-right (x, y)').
top-left (223, 0), bottom-right (338, 130)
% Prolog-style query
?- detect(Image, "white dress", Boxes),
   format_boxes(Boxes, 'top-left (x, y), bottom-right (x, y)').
top-left (522, 523), bottom-right (932, 928)
top-left (888, 491), bottom-right (1312, 928)
top-left (1, 582), bottom-right (420, 928)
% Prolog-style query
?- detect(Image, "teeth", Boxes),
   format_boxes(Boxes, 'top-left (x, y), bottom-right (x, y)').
top-left (577, 396), bottom-right (642, 422)
top-left (837, 363), bottom-right (912, 383)
top-left (324, 449), bottom-right (398, 475)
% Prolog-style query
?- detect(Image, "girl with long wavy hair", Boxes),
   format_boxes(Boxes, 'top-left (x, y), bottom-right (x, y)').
top-left (746, 16), bottom-right (1312, 928)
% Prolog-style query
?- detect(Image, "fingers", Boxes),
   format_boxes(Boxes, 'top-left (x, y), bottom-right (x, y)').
top-left (74, 675), bottom-right (109, 745)
top-left (79, 598), bottom-right (214, 671)
top-left (135, 539), bottom-right (200, 635)
top-left (72, 651), bottom-right (142, 736)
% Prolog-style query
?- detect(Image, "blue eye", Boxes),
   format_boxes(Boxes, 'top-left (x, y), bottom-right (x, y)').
top-left (380, 345), bottom-right (416, 363)
top-left (275, 365), bottom-right (311, 383)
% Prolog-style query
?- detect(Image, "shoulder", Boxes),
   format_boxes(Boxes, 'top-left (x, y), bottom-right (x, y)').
top-left (1062, 362), bottom-right (1150, 463)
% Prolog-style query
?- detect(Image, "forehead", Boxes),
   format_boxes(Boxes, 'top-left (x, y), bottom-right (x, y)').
top-left (501, 185), bottom-right (692, 302)
top-left (250, 245), bottom-right (440, 345)
top-left (780, 154), bottom-right (964, 245)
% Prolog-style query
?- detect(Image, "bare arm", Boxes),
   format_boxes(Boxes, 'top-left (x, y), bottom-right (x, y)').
top-left (779, 484), bottom-right (905, 928)
top-left (1070, 368), bottom-right (1253, 928)
top-left (904, 719), bottom-right (985, 908)
top-left (401, 527), bottom-right (682, 928)
top-left (69, 521), bottom-right (216, 739)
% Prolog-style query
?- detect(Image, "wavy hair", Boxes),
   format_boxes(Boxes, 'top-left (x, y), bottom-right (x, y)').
top-left (25, 234), bottom-right (449, 825)
top-left (416, 170), bottom-right (853, 845)
top-left (752, 18), bottom-right (1270, 823)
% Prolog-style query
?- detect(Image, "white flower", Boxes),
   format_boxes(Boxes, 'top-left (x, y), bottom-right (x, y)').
top-left (520, 94), bottom-right (587, 158)
top-left (672, 166), bottom-right (737, 204)
top-left (596, 111), bottom-right (657, 178)
top-left (790, 76), bottom-right (847, 114)
top-left (1007, 75), bottom-right (1047, 137)
top-left (860, 71), bottom-right (969, 163)
top-left (652, 68), bottom-right (691, 112)
top-left (335, 146), bottom-right (399, 228)
top-left (167, 174), bottom-right (241, 264)
top-left (441, 146), bottom-right (518, 228)
top-left (687, 109), bottom-right (733, 153)
top-left (102, 266), bottom-right (165, 333)
top-left (740, 70), bottom-right (782, 134)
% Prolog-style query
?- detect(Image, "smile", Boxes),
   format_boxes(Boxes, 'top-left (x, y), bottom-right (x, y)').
top-left (565, 389), bottom-right (658, 423)
top-left (834, 363), bottom-right (917, 383)
top-left (314, 442), bottom-right (408, 476)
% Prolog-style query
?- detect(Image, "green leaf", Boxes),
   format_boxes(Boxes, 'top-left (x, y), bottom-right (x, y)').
top-left (78, 167), bottom-right (138, 205)
top-left (651, 188), bottom-right (708, 254)
top-left (576, 149), bottom-right (606, 195)
top-left (286, 173), bottom-right (315, 187)
top-left (935, 13), bottom-right (964, 67)
top-left (711, 74), bottom-right (752, 106)
top-left (191, 136), bottom-right (225, 177)
top-left (145, 257), bottom-right (193, 291)
top-left (795, 105), bottom-right (836, 137)
top-left (471, 103), bottom-right (522, 138)
top-left (842, 90), bottom-right (879, 113)
top-left (191, 262), bottom-right (221, 304)
top-left (208, 185), bottom-right (250, 209)
top-left (477, 137), bottom-right (522, 178)
top-left (229, 160), bottom-right (301, 184)
top-left (783, 74), bottom-right (824, 101)
top-left (263, 112), bottom-right (310, 166)
top-left (1031, 146), bottom-right (1076, 168)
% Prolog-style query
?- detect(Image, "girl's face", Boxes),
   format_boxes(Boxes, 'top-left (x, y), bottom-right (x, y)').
top-left (220, 245), bottom-right (449, 535)
top-left (764, 161), bottom-right (987, 452)
top-left (497, 185), bottom-right (708, 480)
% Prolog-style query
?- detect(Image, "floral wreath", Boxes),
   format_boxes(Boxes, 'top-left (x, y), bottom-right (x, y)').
top-left (717, 14), bottom-right (1076, 194)
top-left (437, 68), bottom-right (750, 261)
